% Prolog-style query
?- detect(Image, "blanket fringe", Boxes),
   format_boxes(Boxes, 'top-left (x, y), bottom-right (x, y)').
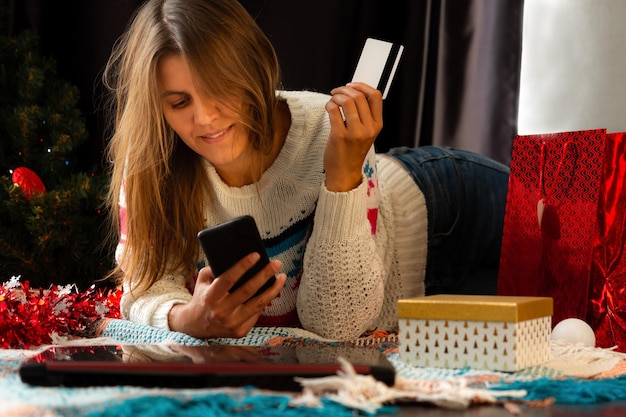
top-left (545, 340), bottom-right (626, 377)
top-left (295, 357), bottom-right (528, 413)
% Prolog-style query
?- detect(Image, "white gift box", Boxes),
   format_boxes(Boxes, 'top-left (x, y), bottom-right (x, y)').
top-left (397, 294), bottom-right (553, 372)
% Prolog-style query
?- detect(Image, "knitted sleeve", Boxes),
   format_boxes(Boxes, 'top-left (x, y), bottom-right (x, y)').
top-left (120, 276), bottom-right (192, 331)
top-left (296, 148), bottom-right (384, 340)
top-left (115, 183), bottom-right (192, 331)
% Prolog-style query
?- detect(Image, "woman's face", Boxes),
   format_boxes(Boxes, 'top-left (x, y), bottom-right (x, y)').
top-left (157, 55), bottom-right (253, 186)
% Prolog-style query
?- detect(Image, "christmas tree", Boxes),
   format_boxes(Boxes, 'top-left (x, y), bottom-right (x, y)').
top-left (0, 8), bottom-right (115, 289)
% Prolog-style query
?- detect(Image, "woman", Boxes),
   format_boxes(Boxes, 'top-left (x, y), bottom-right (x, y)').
top-left (104, 0), bottom-right (510, 341)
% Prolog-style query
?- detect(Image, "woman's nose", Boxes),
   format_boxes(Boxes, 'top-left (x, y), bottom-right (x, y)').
top-left (194, 100), bottom-right (220, 125)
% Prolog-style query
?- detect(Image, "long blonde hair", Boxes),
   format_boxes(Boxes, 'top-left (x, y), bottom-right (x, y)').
top-left (103, 0), bottom-right (282, 294)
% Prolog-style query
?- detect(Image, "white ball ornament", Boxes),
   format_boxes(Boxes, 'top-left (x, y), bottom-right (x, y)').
top-left (551, 318), bottom-right (596, 347)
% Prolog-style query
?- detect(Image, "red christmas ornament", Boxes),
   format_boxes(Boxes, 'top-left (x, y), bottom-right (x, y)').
top-left (12, 166), bottom-right (46, 198)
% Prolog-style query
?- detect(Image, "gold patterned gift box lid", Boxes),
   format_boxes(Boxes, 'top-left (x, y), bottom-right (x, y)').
top-left (397, 294), bottom-right (553, 322)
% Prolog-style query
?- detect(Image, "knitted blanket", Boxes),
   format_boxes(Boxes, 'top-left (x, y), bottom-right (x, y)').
top-left (4, 318), bottom-right (626, 417)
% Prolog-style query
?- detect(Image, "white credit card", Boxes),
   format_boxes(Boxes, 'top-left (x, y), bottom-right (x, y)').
top-left (351, 37), bottom-right (404, 99)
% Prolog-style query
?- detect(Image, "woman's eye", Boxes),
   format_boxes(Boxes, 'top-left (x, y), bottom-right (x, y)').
top-left (171, 98), bottom-right (189, 109)
top-left (165, 94), bottom-right (190, 109)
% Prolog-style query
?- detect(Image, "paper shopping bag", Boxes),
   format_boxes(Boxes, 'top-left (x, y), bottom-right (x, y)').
top-left (497, 129), bottom-right (606, 333)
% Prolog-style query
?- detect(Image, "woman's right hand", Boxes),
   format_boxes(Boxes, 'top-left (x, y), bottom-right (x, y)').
top-left (168, 252), bottom-right (285, 339)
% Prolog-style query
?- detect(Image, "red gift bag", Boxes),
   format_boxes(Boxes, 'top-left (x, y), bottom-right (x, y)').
top-left (588, 132), bottom-right (626, 349)
top-left (497, 129), bottom-right (616, 346)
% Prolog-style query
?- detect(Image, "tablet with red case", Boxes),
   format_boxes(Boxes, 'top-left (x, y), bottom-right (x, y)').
top-left (19, 344), bottom-right (395, 391)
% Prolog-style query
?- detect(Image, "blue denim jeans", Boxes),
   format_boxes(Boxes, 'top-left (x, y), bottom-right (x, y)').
top-left (385, 146), bottom-right (510, 295)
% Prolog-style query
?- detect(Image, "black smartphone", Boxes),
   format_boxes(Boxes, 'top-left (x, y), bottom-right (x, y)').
top-left (197, 215), bottom-right (276, 297)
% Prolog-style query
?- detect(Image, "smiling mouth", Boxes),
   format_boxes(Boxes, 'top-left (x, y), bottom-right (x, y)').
top-left (201, 125), bottom-right (233, 141)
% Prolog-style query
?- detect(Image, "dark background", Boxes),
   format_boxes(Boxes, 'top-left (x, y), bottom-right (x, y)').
top-left (8, 0), bottom-right (523, 168)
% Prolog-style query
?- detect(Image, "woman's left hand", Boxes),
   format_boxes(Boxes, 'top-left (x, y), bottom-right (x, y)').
top-left (324, 82), bottom-right (383, 192)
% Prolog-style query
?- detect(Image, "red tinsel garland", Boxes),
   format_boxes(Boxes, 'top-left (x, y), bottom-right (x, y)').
top-left (0, 276), bottom-right (122, 350)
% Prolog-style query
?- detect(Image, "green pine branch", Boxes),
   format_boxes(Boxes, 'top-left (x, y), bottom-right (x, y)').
top-left (0, 25), bottom-right (115, 290)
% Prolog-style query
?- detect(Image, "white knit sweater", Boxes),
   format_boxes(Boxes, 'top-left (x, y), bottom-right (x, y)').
top-left (118, 90), bottom-right (427, 340)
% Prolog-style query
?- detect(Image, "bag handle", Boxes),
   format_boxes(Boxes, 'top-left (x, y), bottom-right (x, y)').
top-left (537, 138), bottom-right (578, 238)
